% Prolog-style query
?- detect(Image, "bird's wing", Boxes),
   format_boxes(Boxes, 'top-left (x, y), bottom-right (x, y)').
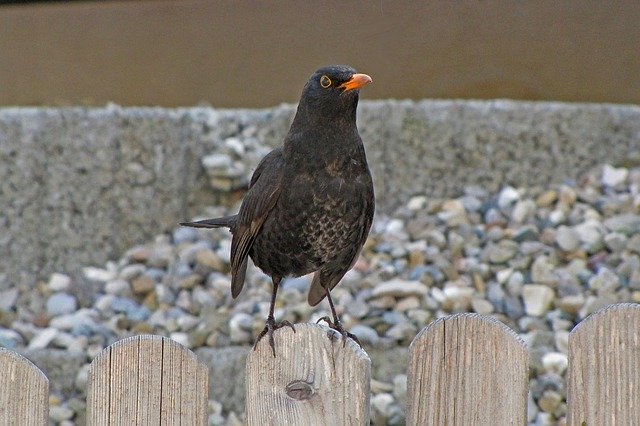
top-left (230, 148), bottom-right (284, 298)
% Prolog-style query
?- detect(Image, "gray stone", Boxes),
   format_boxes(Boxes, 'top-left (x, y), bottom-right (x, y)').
top-left (437, 199), bottom-right (468, 226)
top-left (542, 352), bottom-right (568, 375)
top-left (627, 234), bottom-right (640, 254)
top-left (104, 279), bottom-right (132, 296)
top-left (441, 286), bottom-right (474, 311)
top-left (0, 287), bottom-right (19, 311)
top-left (385, 322), bottom-right (417, 341)
top-left (588, 268), bottom-right (620, 295)
top-left (350, 324), bottom-right (379, 345)
top-left (49, 406), bottom-right (74, 422)
top-left (282, 275), bottom-right (311, 292)
top-left (82, 266), bottom-right (116, 283)
top-left (531, 256), bottom-right (558, 285)
top-left (471, 298), bottom-right (494, 315)
top-left (522, 285), bottom-right (555, 316)
top-left (371, 279), bottom-right (428, 298)
top-left (118, 264), bottom-right (146, 281)
top-left (538, 390), bottom-right (563, 414)
top-left (503, 295), bottom-right (525, 320)
top-left (46, 293), bottom-right (78, 317)
top-left (511, 199), bottom-right (536, 223)
top-left (556, 226), bottom-right (580, 251)
top-left (392, 374), bottom-right (408, 410)
top-left (49, 309), bottom-right (98, 332)
top-left (601, 164), bottom-right (628, 187)
top-left (485, 240), bottom-right (519, 264)
top-left (604, 232), bottom-right (628, 251)
top-left (574, 220), bottom-right (604, 250)
top-left (579, 295), bottom-right (618, 319)
top-left (28, 327), bottom-right (59, 350)
top-left (47, 273), bottom-right (72, 292)
top-left (497, 186), bottom-right (520, 209)
top-left (0, 328), bottom-right (24, 348)
top-left (528, 392), bottom-right (539, 423)
top-left (603, 214), bottom-right (640, 234)
top-left (371, 393), bottom-right (395, 419)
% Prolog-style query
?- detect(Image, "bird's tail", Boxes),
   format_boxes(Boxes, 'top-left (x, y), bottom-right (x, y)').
top-left (180, 215), bottom-right (237, 229)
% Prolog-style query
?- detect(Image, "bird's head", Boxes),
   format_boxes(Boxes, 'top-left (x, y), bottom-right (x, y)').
top-left (296, 65), bottom-right (372, 123)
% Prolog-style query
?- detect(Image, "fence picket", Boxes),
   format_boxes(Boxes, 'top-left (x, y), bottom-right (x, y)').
top-left (4, 303), bottom-right (640, 424)
top-left (406, 313), bottom-right (528, 425)
top-left (245, 322), bottom-right (371, 425)
top-left (567, 303), bottom-right (640, 425)
top-left (0, 348), bottom-right (49, 425)
top-left (86, 334), bottom-right (209, 425)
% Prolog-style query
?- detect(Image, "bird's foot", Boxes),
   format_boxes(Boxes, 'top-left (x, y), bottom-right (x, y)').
top-left (316, 316), bottom-right (362, 348)
top-left (254, 317), bottom-right (296, 357)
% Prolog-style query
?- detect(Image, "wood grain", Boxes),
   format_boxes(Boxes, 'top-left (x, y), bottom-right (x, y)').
top-left (245, 323), bottom-right (371, 425)
top-left (86, 334), bottom-right (208, 425)
top-left (567, 303), bottom-right (640, 426)
top-left (406, 313), bottom-right (528, 425)
top-left (0, 348), bottom-right (49, 425)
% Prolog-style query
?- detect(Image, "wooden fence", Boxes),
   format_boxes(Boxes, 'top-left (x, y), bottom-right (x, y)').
top-left (1, 303), bottom-right (639, 425)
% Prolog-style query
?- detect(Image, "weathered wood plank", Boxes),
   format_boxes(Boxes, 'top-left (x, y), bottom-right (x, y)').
top-left (406, 313), bottom-right (528, 425)
top-left (567, 303), bottom-right (640, 426)
top-left (0, 348), bottom-right (49, 425)
top-left (246, 322), bottom-right (371, 425)
top-left (87, 334), bottom-right (209, 425)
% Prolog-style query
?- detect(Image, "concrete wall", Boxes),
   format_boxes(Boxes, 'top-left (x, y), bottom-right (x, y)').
top-left (1, 101), bottom-right (639, 289)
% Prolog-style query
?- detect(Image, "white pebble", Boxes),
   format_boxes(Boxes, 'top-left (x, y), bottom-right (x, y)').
top-left (542, 352), bottom-right (568, 375)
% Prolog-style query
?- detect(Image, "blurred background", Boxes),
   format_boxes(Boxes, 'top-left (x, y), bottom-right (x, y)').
top-left (1, 0), bottom-right (640, 107)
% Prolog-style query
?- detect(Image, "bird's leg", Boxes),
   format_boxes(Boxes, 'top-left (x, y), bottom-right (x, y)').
top-left (254, 276), bottom-right (296, 357)
top-left (317, 286), bottom-right (362, 348)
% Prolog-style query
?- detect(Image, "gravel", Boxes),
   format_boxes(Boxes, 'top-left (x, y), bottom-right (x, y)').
top-left (1, 163), bottom-right (639, 424)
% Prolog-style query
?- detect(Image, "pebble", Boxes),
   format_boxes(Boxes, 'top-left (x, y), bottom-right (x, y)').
top-left (522, 285), bottom-right (555, 317)
top-left (555, 226), bottom-right (580, 252)
top-left (3, 163), bottom-right (639, 425)
top-left (349, 324), bottom-right (379, 345)
top-left (46, 293), bottom-right (78, 317)
top-left (83, 266), bottom-right (116, 282)
top-left (602, 164), bottom-right (628, 187)
top-left (437, 199), bottom-right (468, 226)
top-left (498, 186), bottom-right (520, 209)
top-left (28, 327), bottom-right (59, 350)
top-left (603, 213), bottom-right (640, 234)
top-left (542, 352), bottom-right (568, 375)
top-left (105, 279), bottom-right (132, 296)
top-left (371, 279), bottom-right (428, 298)
top-left (471, 298), bottom-right (494, 315)
top-left (0, 328), bottom-right (24, 348)
top-left (47, 273), bottom-right (72, 292)
top-left (132, 275), bottom-right (155, 295)
top-left (486, 240), bottom-right (519, 264)
top-left (49, 405), bottom-right (74, 422)
top-left (538, 390), bottom-right (563, 413)
top-left (0, 288), bottom-right (19, 312)
top-left (371, 393), bottom-right (395, 419)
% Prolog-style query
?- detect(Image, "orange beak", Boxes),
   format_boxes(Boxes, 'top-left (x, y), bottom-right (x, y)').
top-left (338, 73), bottom-right (372, 91)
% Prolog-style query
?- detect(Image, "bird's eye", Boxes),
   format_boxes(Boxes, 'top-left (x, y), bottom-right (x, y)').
top-left (320, 75), bottom-right (332, 88)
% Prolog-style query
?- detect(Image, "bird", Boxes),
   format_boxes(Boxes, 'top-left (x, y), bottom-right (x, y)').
top-left (181, 65), bottom-right (374, 356)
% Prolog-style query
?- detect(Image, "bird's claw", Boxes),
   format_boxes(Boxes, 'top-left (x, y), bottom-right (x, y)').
top-left (254, 317), bottom-right (296, 357)
top-left (316, 316), bottom-right (362, 348)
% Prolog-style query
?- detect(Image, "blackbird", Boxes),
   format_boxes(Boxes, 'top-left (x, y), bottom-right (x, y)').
top-left (181, 65), bottom-right (374, 356)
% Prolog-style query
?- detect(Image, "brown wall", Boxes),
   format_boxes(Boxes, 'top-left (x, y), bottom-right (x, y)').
top-left (1, 0), bottom-right (639, 107)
